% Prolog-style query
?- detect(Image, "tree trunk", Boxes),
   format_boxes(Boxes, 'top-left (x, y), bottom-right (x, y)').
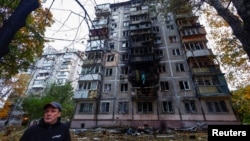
top-left (208, 0), bottom-right (250, 59)
top-left (0, 0), bottom-right (40, 58)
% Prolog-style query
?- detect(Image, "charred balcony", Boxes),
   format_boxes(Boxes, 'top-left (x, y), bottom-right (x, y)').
top-left (129, 22), bottom-right (152, 30)
top-left (128, 66), bottom-right (159, 87)
top-left (131, 87), bottom-right (158, 101)
top-left (89, 28), bottom-right (109, 38)
top-left (130, 28), bottom-right (154, 36)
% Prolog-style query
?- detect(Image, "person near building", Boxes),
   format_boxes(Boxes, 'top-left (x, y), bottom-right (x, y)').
top-left (19, 101), bottom-right (71, 141)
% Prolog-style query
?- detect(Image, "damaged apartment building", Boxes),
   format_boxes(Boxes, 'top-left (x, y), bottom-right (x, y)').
top-left (71, 0), bottom-right (239, 129)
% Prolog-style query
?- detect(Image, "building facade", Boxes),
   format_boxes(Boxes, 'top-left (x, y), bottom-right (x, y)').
top-left (71, 0), bottom-right (239, 129)
top-left (26, 47), bottom-right (84, 95)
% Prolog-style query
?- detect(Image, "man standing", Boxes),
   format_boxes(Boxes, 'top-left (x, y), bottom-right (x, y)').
top-left (20, 102), bottom-right (71, 141)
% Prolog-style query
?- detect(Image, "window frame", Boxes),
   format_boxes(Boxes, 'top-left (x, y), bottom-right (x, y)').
top-left (121, 53), bottom-right (129, 60)
top-left (123, 21), bottom-right (129, 27)
top-left (176, 63), bottom-right (185, 72)
top-left (137, 102), bottom-right (153, 113)
top-left (179, 81), bottom-right (190, 90)
top-left (79, 103), bottom-right (93, 113)
top-left (162, 101), bottom-right (174, 113)
top-left (103, 83), bottom-right (111, 93)
top-left (169, 36), bottom-right (178, 43)
top-left (105, 68), bottom-right (113, 76)
top-left (100, 102), bottom-right (110, 113)
top-left (120, 83), bottom-right (128, 92)
top-left (160, 81), bottom-right (169, 91)
top-left (118, 101), bottom-right (129, 114)
top-left (173, 48), bottom-right (181, 56)
top-left (206, 100), bottom-right (228, 113)
top-left (107, 55), bottom-right (115, 62)
top-left (183, 100), bottom-right (197, 113)
top-left (158, 64), bottom-right (166, 73)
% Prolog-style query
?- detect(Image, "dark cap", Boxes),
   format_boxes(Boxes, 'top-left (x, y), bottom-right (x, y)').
top-left (43, 102), bottom-right (62, 111)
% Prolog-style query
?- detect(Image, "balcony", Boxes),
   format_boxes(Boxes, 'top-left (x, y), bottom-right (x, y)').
top-left (32, 83), bottom-right (45, 88)
top-left (89, 28), bottom-right (108, 37)
top-left (79, 74), bottom-right (102, 81)
top-left (85, 40), bottom-right (105, 52)
top-left (60, 65), bottom-right (71, 71)
top-left (129, 9), bottom-right (149, 16)
top-left (82, 59), bottom-right (102, 65)
top-left (181, 36), bottom-right (207, 43)
top-left (95, 4), bottom-right (111, 17)
top-left (38, 69), bottom-right (50, 74)
top-left (130, 55), bottom-right (154, 63)
top-left (35, 75), bottom-right (49, 80)
top-left (191, 66), bottom-right (222, 76)
top-left (63, 54), bottom-right (74, 59)
top-left (131, 87), bottom-right (158, 101)
top-left (186, 49), bottom-right (212, 58)
top-left (73, 90), bottom-right (98, 99)
top-left (42, 62), bottom-right (54, 67)
top-left (196, 85), bottom-right (230, 98)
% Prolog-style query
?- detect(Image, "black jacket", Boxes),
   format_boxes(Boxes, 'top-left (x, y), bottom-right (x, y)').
top-left (19, 118), bottom-right (71, 141)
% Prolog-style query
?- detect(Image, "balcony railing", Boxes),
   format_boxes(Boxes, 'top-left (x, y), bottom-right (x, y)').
top-left (73, 90), bottom-right (98, 99)
top-left (186, 49), bottom-right (212, 58)
top-left (191, 66), bottom-right (222, 75)
top-left (79, 74), bottom-right (102, 81)
top-left (195, 85), bottom-right (230, 97)
top-left (131, 87), bottom-right (158, 100)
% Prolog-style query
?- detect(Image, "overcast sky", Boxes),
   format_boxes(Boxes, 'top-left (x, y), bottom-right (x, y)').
top-left (42, 0), bottom-right (127, 51)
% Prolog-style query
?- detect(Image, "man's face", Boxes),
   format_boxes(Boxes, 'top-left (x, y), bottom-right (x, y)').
top-left (44, 106), bottom-right (61, 124)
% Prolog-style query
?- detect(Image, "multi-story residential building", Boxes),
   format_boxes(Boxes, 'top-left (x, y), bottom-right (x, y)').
top-left (26, 47), bottom-right (84, 95)
top-left (71, 0), bottom-right (239, 129)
